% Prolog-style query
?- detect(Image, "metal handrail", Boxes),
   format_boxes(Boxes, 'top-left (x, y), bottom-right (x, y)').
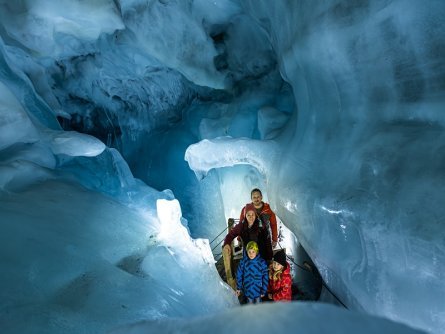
top-left (209, 219), bottom-right (240, 252)
top-left (209, 227), bottom-right (228, 245)
top-left (211, 238), bottom-right (225, 252)
top-left (277, 240), bottom-right (348, 309)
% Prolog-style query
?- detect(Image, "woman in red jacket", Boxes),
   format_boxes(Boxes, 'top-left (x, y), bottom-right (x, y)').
top-left (268, 249), bottom-right (292, 301)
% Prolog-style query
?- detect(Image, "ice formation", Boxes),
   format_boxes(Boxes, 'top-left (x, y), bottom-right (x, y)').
top-left (0, 0), bottom-right (444, 333)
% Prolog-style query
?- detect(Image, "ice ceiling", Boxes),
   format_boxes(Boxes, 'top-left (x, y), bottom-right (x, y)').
top-left (0, 0), bottom-right (444, 333)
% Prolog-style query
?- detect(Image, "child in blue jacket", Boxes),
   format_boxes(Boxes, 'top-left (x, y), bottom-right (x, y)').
top-left (236, 241), bottom-right (269, 304)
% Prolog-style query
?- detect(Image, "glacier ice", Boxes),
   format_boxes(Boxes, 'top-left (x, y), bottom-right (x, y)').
top-left (238, 0), bottom-right (445, 332)
top-left (0, 0), bottom-right (444, 333)
top-left (45, 130), bottom-right (106, 157)
top-left (0, 180), bottom-right (237, 334)
top-left (119, 0), bottom-right (226, 88)
top-left (0, 0), bottom-right (124, 57)
top-left (0, 81), bottom-right (39, 150)
top-left (185, 136), bottom-right (279, 180)
top-left (257, 106), bottom-right (291, 140)
top-left (110, 302), bottom-right (425, 334)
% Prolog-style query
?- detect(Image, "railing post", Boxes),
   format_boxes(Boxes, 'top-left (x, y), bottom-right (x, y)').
top-left (223, 218), bottom-right (236, 290)
top-left (227, 218), bottom-right (235, 233)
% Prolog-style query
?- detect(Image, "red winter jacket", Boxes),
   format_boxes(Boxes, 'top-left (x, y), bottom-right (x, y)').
top-left (267, 263), bottom-right (292, 301)
top-left (240, 202), bottom-right (278, 243)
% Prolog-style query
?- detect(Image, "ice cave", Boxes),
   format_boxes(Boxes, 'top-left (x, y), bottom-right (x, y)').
top-left (0, 0), bottom-right (444, 333)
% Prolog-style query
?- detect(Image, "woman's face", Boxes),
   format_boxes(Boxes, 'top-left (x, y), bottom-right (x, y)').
top-left (246, 210), bottom-right (256, 225)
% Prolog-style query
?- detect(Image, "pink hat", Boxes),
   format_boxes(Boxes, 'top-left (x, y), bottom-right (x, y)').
top-left (245, 203), bottom-right (256, 214)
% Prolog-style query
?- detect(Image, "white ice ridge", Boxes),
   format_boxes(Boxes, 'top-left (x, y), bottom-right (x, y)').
top-left (44, 130), bottom-right (106, 157)
top-left (156, 198), bottom-right (188, 244)
top-left (155, 198), bottom-right (216, 265)
top-left (184, 136), bottom-right (280, 180)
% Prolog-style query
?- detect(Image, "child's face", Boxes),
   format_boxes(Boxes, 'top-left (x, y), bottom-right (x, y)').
top-left (247, 248), bottom-right (258, 259)
top-left (273, 261), bottom-right (284, 271)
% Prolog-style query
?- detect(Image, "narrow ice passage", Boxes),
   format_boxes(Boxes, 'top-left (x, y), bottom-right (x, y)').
top-left (0, 1), bottom-right (444, 333)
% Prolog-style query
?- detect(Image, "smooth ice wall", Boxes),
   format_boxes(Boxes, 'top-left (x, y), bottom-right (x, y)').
top-left (241, 1), bottom-right (445, 332)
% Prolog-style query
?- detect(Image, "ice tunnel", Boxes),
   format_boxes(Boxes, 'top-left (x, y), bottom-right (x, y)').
top-left (0, 1), bottom-right (444, 333)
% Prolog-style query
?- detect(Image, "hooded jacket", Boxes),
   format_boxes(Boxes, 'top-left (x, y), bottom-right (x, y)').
top-left (267, 263), bottom-right (292, 301)
top-left (236, 254), bottom-right (269, 299)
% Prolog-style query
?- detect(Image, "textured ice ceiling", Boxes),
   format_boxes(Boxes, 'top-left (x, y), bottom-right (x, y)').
top-left (0, 0), bottom-right (444, 333)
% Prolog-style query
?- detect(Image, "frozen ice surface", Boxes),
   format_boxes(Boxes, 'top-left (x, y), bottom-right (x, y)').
top-left (0, 0), bottom-right (444, 333)
top-left (257, 106), bottom-right (290, 140)
top-left (0, 0), bottom-right (124, 57)
top-left (239, 1), bottom-right (445, 332)
top-left (120, 0), bottom-right (225, 88)
top-left (0, 81), bottom-right (39, 150)
top-left (0, 180), bottom-right (238, 334)
top-left (110, 302), bottom-right (426, 334)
